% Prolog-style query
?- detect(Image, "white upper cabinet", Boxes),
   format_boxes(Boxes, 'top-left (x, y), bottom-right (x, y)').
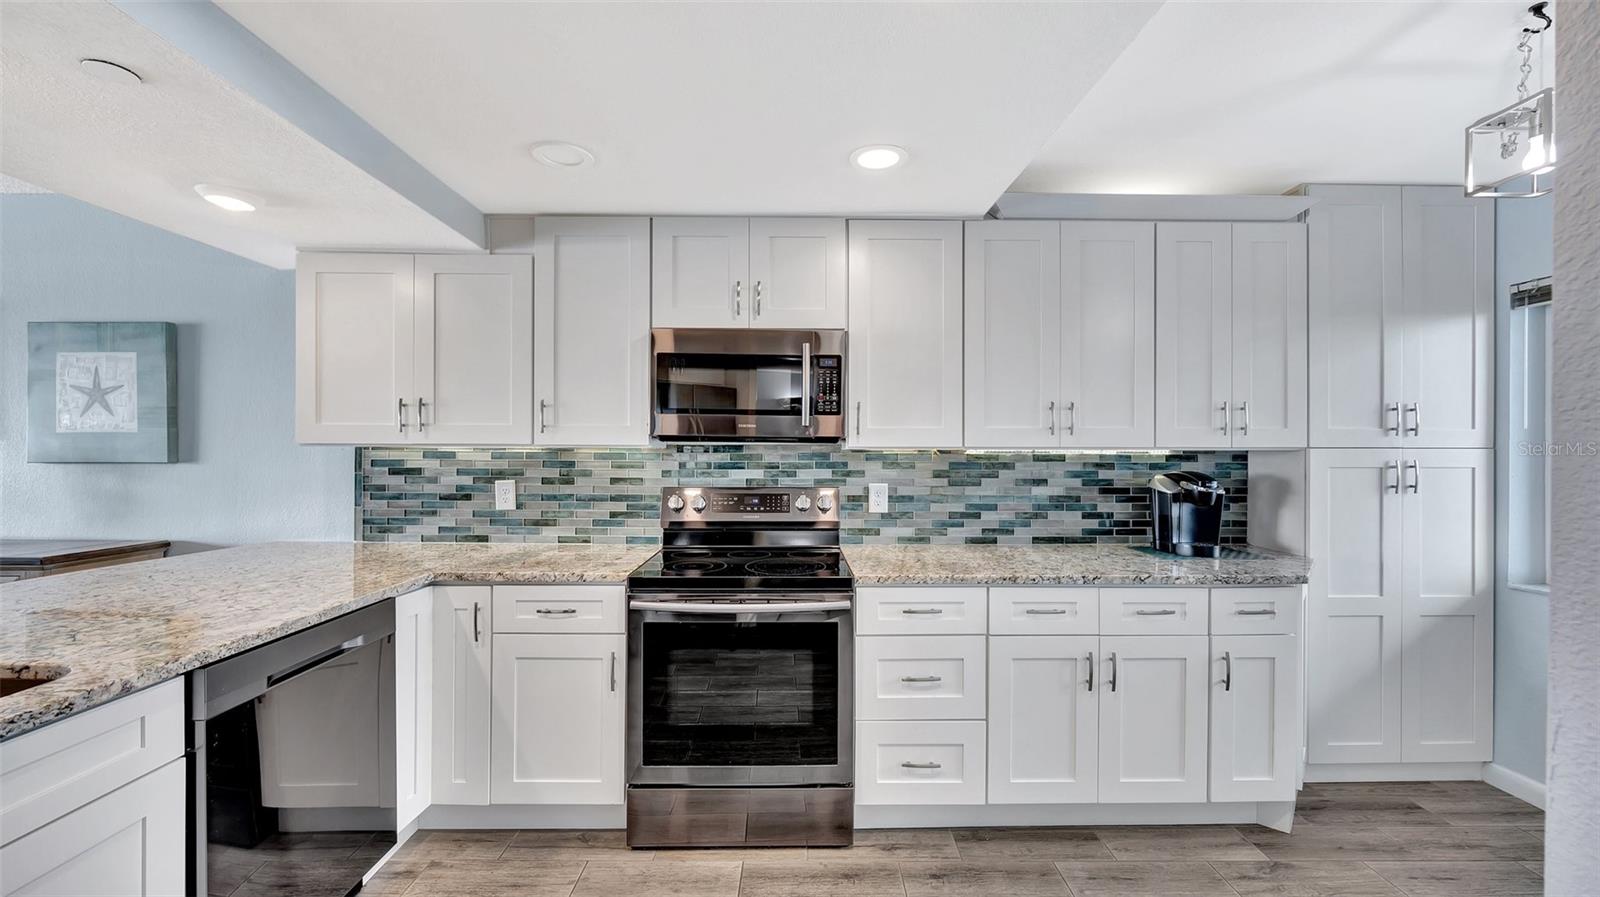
top-left (1156, 223), bottom-right (1233, 449)
top-left (413, 254), bottom-right (534, 444)
top-left (748, 218), bottom-right (848, 328)
top-left (534, 217), bottom-right (651, 445)
top-left (1061, 221), bottom-right (1155, 449)
top-left (1400, 187), bottom-right (1494, 448)
top-left (964, 221), bottom-right (1061, 448)
top-left (847, 220), bottom-right (964, 448)
top-left (296, 252), bottom-right (416, 444)
top-left (653, 218), bottom-right (845, 329)
top-left (296, 252), bottom-right (532, 445)
top-left (1307, 185), bottom-right (1492, 449)
top-left (1231, 223), bottom-right (1308, 448)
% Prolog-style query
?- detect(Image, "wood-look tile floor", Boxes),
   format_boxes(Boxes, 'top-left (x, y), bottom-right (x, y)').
top-left (366, 782), bottom-right (1545, 897)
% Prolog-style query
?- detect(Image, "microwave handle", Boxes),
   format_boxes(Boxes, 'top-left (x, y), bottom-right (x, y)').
top-left (801, 341), bottom-right (812, 429)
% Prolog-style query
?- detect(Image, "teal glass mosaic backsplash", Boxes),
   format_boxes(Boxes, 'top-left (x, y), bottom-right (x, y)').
top-left (357, 445), bottom-right (1249, 546)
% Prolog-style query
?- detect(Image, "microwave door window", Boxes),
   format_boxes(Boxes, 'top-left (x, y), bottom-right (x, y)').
top-left (657, 353), bottom-right (803, 415)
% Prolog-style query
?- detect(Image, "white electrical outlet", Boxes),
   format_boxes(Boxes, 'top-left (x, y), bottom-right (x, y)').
top-left (494, 479), bottom-right (517, 511)
top-left (868, 483), bottom-right (889, 513)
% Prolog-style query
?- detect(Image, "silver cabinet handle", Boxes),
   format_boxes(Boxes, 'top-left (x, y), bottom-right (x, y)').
top-left (1221, 401), bottom-right (1231, 435)
top-left (1386, 460), bottom-right (1400, 494)
top-left (901, 608), bottom-right (943, 615)
top-left (900, 761), bottom-right (942, 770)
top-left (1238, 401), bottom-right (1249, 436)
top-left (473, 601), bottom-right (482, 644)
top-left (855, 400), bottom-right (862, 437)
top-left (802, 341), bottom-right (812, 429)
top-left (733, 280), bottom-right (743, 318)
top-left (1108, 652), bottom-right (1117, 692)
top-left (753, 280), bottom-right (762, 318)
top-left (1235, 608), bottom-right (1277, 616)
top-left (610, 651), bottom-right (617, 692)
top-left (1222, 650), bottom-right (1233, 692)
top-left (1135, 608), bottom-right (1177, 616)
top-left (1066, 401), bottom-right (1076, 436)
top-left (899, 675), bottom-right (942, 683)
top-left (1386, 402), bottom-right (1401, 435)
top-left (1085, 650), bottom-right (1095, 692)
top-left (1406, 459), bottom-right (1420, 493)
top-left (416, 397), bottom-right (427, 432)
top-left (536, 608), bottom-right (578, 615)
top-left (1026, 608), bottom-right (1068, 615)
top-left (397, 397), bottom-right (408, 434)
top-left (1405, 402), bottom-right (1420, 436)
top-left (1047, 400), bottom-right (1056, 436)
top-left (539, 399), bottom-right (549, 434)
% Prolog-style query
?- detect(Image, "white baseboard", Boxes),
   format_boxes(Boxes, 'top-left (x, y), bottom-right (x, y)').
top-left (419, 804), bottom-right (625, 829)
top-left (1304, 761), bottom-right (1484, 782)
top-left (1482, 762), bottom-right (1547, 809)
top-left (855, 802), bottom-right (1278, 830)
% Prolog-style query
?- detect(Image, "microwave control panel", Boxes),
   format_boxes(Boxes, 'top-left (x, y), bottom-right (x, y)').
top-left (814, 356), bottom-right (842, 415)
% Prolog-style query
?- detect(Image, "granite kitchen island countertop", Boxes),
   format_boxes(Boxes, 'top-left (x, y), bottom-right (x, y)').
top-left (0, 541), bottom-right (655, 741)
top-left (842, 543), bottom-right (1311, 586)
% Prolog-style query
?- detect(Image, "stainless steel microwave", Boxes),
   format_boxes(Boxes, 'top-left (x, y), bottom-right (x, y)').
top-left (651, 328), bottom-right (845, 442)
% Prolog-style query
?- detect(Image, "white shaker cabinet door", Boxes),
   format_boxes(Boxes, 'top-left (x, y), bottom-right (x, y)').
top-left (534, 217), bottom-right (651, 445)
top-left (295, 252), bottom-right (415, 443)
top-left (1096, 635), bottom-right (1209, 804)
top-left (1211, 635), bottom-right (1299, 803)
top-left (847, 220), bottom-right (964, 448)
top-left (1400, 187), bottom-right (1494, 448)
top-left (413, 253), bottom-right (534, 444)
top-left (1306, 185), bottom-right (1404, 448)
top-left (652, 217), bottom-right (750, 327)
top-left (1155, 223), bottom-right (1232, 449)
top-left (748, 218), bottom-right (847, 328)
top-left (1230, 223), bottom-right (1307, 449)
top-left (1400, 448), bottom-right (1493, 762)
top-left (964, 220), bottom-right (1061, 448)
top-left (433, 586), bottom-right (492, 806)
top-left (988, 635), bottom-right (1098, 804)
top-left (491, 633), bottom-right (625, 805)
top-left (1307, 449), bottom-right (1404, 764)
top-left (1060, 221), bottom-right (1155, 449)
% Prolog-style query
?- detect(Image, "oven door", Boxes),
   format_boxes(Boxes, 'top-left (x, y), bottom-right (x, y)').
top-left (627, 596), bottom-right (852, 786)
top-left (652, 328), bottom-right (845, 442)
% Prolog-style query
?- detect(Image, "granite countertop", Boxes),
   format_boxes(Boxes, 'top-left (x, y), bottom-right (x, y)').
top-left (842, 543), bottom-right (1311, 586)
top-left (0, 541), bottom-right (655, 741)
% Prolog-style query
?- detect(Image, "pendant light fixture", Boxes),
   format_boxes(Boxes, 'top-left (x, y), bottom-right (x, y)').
top-left (1465, 3), bottom-right (1555, 198)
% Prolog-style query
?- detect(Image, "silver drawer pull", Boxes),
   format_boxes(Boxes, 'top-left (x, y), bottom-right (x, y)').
top-left (1235, 608), bottom-right (1277, 616)
top-left (1026, 608), bottom-right (1069, 615)
top-left (535, 608), bottom-right (579, 615)
top-left (900, 761), bottom-right (943, 770)
top-left (901, 608), bottom-right (944, 615)
top-left (1135, 609), bottom-right (1177, 616)
top-left (900, 675), bottom-right (943, 683)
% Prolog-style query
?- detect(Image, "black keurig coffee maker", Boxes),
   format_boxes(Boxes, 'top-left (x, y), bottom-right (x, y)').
top-left (1150, 472), bottom-right (1226, 558)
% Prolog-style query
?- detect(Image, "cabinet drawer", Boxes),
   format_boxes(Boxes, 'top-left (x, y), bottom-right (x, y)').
top-left (1210, 587), bottom-right (1301, 635)
top-left (493, 585), bottom-right (625, 634)
top-left (856, 587), bottom-right (986, 635)
top-left (1099, 588), bottom-right (1208, 635)
top-left (857, 636), bottom-right (986, 720)
top-left (856, 720), bottom-right (986, 805)
top-left (0, 678), bottom-right (185, 844)
top-left (988, 588), bottom-right (1099, 635)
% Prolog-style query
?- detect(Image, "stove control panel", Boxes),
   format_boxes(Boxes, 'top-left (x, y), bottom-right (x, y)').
top-left (660, 486), bottom-right (839, 524)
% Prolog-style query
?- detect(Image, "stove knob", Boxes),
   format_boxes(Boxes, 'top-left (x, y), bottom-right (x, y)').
top-left (794, 494), bottom-right (812, 512)
top-left (817, 493), bottom-right (835, 513)
top-left (666, 494), bottom-right (685, 513)
top-left (690, 495), bottom-right (708, 513)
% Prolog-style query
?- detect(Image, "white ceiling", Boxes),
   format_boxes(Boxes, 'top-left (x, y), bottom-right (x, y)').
top-left (215, 0), bottom-right (1162, 217)
top-left (0, 1), bottom-right (480, 268)
top-left (1010, 0), bottom-right (1555, 195)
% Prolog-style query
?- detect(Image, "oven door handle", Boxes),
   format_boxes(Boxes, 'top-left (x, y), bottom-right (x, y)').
top-left (629, 599), bottom-right (853, 614)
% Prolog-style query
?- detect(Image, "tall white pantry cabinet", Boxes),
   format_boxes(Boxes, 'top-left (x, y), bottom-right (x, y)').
top-left (1303, 184), bottom-right (1495, 771)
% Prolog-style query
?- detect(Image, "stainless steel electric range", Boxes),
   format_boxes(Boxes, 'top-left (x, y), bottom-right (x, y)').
top-left (626, 485), bottom-right (853, 848)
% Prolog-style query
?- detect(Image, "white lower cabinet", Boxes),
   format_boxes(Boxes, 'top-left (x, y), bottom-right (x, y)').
top-left (856, 720), bottom-right (987, 805)
top-left (0, 758), bottom-right (186, 897)
top-left (1210, 635), bottom-right (1298, 802)
top-left (433, 586), bottom-right (492, 805)
top-left (1097, 635), bottom-right (1210, 803)
top-left (490, 632), bottom-right (625, 805)
top-left (988, 636), bottom-right (1098, 804)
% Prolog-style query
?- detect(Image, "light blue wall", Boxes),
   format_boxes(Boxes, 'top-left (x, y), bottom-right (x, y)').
top-left (1493, 181), bottom-right (1553, 784)
top-left (0, 193), bottom-right (352, 553)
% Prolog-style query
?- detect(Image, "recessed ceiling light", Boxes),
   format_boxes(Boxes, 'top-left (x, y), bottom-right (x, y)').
top-left (851, 145), bottom-right (907, 170)
top-left (79, 58), bottom-right (142, 86)
top-left (529, 141), bottom-right (595, 168)
top-left (193, 184), bottom-right (262, 212)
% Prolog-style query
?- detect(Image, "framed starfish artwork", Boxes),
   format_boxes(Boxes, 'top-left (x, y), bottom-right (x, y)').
top-left (27, 322), bottom-right (178, 462)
